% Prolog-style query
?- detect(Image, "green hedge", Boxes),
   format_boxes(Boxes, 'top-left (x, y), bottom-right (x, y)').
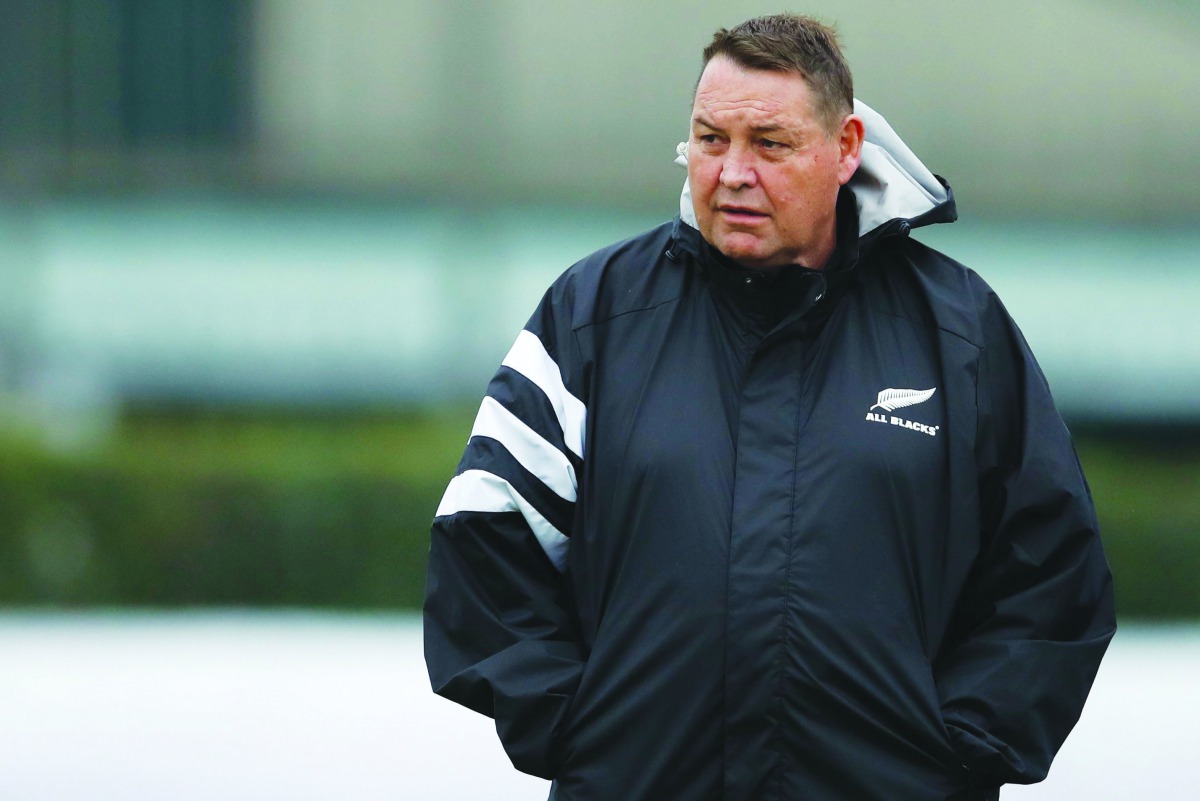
top-left (1076, 435), bottom-right (1200, 619)
top-left (1, 409), bottom-right (1196, 618)
top-left (0, 410), bottom-right (469, 609)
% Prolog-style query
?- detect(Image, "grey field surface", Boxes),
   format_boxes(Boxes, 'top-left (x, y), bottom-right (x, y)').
top-left (0, 612), bottom-right (1192, 800)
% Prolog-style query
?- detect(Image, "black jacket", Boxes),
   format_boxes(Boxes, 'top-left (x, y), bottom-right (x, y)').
top-left (424, 102), bottom-right (1115, 801)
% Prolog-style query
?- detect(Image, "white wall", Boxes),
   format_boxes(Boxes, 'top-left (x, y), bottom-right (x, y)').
top-left (7, 198), bottom-right (1198, 420)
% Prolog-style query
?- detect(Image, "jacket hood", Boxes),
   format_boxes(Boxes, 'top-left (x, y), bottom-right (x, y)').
top-left (674, 99), bottom-right (956, 240)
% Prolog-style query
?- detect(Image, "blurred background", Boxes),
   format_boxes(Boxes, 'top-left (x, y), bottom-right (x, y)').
top-left (0, 1), bottom-right (1197, 798)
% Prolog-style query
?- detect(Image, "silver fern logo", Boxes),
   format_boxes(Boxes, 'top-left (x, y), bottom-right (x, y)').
top-left (866, 387), bottom-right (940, 437)
top-left (870, 387), bottom-right (936, 412)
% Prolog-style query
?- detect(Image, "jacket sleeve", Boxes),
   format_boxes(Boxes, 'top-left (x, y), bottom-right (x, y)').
top-left (934, 287), bottom-right (1116, 788)
top-left (423, 285), bottom-right (588, 779)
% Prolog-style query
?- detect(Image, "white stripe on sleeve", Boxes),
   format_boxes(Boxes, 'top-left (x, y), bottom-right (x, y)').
top-left (435, 469), bottom-right (569, 571)
top-left (501, 330), bottom-right (587, 460)
top-left (471, 396), bottom-right (577, 502)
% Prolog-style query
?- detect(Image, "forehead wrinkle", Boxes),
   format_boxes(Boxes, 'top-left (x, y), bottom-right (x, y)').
top-left (691, 102), bottom-right (799, 136)
top-left (693, 92), bottom-right (786, 116)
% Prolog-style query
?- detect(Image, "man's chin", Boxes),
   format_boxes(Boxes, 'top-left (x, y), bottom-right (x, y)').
top-left (713, 231), bottom-right (755, 254)
top-left (716, 238), bottom-right (774, 270)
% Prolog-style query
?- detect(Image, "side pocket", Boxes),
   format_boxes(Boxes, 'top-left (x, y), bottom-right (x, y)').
top-left (488, 643), bottom-right (584, 779)
top-left (544, 690), bottom-right (576, 777)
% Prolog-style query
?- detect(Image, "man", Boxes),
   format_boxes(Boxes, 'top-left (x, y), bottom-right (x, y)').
top-left (424, 13), bottom-right (1115, 801)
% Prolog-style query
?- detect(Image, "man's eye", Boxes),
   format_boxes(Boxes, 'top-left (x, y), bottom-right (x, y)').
top-left (697, 134), bottom-right (720, 144)
top-left (760, 139), bottom-right (782, 149)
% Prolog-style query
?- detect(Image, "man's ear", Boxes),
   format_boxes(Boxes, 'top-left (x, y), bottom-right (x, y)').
top-left (837, 114), bottom-right (865, 186)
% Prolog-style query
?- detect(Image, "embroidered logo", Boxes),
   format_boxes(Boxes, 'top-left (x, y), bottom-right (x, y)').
top-left (870, 387), bottom-right (936, 412)
top-left (866, 387), bottom-right (939, 437)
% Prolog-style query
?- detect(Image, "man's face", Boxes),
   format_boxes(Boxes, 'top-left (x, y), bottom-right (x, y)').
top-left (687, 56), bottom-right (862, 271)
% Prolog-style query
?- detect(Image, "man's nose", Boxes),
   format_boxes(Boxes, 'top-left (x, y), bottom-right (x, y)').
top-left (719, 147), bottom-right (758, 189)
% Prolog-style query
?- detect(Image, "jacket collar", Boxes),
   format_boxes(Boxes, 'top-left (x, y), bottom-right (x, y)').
top-left (670, 188), bottom-right (861, 327)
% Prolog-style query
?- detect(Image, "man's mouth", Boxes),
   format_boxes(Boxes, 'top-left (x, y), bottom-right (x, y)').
top-left (718, 206), bottom-right (769, 223)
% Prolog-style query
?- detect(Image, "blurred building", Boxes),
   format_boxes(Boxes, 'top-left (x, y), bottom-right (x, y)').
top-left (1, 0), bottom-right (1198, 422)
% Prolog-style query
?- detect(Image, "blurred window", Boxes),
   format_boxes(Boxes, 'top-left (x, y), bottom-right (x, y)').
top-left (0, 0), bottom-right (251, 184)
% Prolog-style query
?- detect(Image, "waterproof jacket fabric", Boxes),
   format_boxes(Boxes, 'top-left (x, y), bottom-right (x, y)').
top-left (424, 100), bottom-right (1116, 801)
